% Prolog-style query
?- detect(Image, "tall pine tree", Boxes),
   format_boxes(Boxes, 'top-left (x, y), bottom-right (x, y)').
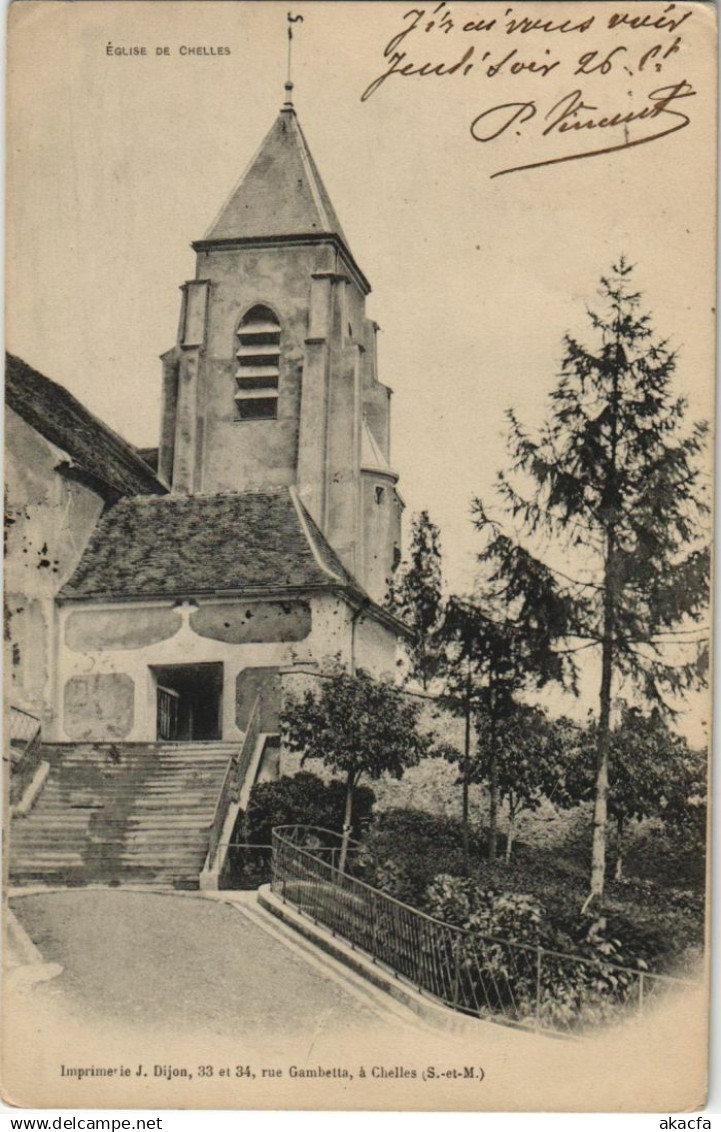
top-left (387, 510), bottom-right (444, 689)
top-left (476, 259), bottom-right (709, 901)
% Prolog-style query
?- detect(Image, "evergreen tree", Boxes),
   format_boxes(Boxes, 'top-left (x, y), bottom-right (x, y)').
top-left (387, 510), bottom-right (444, 689)
top-left (475, 259), bottom-right (709, 901)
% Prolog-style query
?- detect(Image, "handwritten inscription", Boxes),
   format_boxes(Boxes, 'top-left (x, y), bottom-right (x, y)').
top-left (360, 2), bottom-right (697, 178)
top-left (471, 79), bottom-right (695, 176)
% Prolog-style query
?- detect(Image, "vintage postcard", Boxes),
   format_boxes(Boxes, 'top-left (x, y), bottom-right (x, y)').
top-left (2, 0), bottom-right (716, 1113)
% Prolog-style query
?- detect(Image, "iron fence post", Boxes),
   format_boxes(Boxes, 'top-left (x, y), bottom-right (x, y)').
top-left (452, 940), bottom-right (461, 1010)
top-left (266, 827), bottom-right (691, 1036)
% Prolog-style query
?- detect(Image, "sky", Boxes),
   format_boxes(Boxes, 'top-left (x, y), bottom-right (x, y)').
top-left (7, 1), bottom-right (716, 738)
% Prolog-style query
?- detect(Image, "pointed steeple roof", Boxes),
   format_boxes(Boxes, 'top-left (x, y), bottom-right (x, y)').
top-left (204, 103), bottom-right (350, 248)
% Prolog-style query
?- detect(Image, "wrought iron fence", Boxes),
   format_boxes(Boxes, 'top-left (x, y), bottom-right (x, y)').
top-left (271, 825), bottom-right (693, 1036)
top-left (219, 843), bottom-right (273, 890)
top-left (218, 826), bottom-right (360, 890)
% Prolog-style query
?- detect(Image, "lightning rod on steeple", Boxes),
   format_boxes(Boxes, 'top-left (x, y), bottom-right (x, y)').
top-left (284, 12), bottom-right (303, 106)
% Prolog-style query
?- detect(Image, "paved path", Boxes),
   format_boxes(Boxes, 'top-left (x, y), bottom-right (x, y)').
top-left (10, 889), bottom-right (410, 1043)
top-left (7, 888), bottom-right (693, 1111)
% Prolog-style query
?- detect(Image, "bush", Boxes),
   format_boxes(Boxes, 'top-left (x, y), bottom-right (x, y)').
top-left (242, 772), bottom-right (375, 845)
top-left (356, 809), bottom-right (485, 905)
top-left (426, 874), bottom-right (546, 945)
top-left (424, 874), bottom-right (652, 1031)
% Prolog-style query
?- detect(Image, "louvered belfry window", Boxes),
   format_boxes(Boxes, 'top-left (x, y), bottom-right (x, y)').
top-left (235, 305), bottom-right (280, 420)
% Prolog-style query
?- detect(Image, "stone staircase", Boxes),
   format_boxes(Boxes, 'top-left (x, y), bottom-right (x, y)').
top-left (8, 741), bottom-right (237, 889)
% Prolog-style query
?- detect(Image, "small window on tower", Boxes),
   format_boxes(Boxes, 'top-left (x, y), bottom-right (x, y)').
top-left (235, 305), bottom-right (280, 421)
top-left (375, 485), bottom-right (385, 505)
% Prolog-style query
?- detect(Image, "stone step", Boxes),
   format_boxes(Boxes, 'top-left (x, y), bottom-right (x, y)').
top-left (17, 817), bottom-right (214, 829)
top-left (9, 738), bottom-right (243, 887)
top-left (11, 833), bottom-right (92, 843)
top-left (53, 760), bottom-right (231, 769)
top-left (54, 753), bottom-right (232, 764)
top-left (56, 750), bottom-right (233, 759)
top-left (115, 858), bottom-right (206, 867)
top-left (121, 845), bottom-right (208, 855)
top-left (41, 791), bottom-right (221, 803)
top-left (51, 747), bottom-right (234, 756)
top-left (12, 856), bottom-right (86, 867)
top-left (46, 794), bottom-right (224, 801)
top-left (129, 801), bottom-right (219, 810)
top-left (47, 743), bottom-right (238, 751)
top-left (122, 830), bottom-right (209, 840)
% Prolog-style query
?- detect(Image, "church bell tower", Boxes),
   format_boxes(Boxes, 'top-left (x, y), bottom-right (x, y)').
top-left (157, 78), bottom-right (403, 604)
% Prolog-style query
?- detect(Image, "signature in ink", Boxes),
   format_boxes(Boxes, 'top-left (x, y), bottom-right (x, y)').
top-left (469, 80), bottom-right (696, 178)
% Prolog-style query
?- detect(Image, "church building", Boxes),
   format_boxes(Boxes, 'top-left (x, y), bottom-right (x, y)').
top-left (6, 82), bottom-right (409, 886)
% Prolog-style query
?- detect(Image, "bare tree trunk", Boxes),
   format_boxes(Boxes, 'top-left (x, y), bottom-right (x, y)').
top-left (458, 657), bottom-right (474, 874)
top-left (338, 770), bottom-right (354, 874)
top-left (586, 322), bottom-right (623, 910)
top-left (505, 806), bottom-right (515, 864)
top-left (489, 754), bottom-right (499, 861)
top-left (589, 635), bottom-right (612, 901)
top-left (614, 815), bottom-right (624, 882)
top-left (461, 679), bottom-right (471, 875)
top-left (588, 533), bottom-right (616, 907)
top-left (488, 680), bottom-right (499, 861)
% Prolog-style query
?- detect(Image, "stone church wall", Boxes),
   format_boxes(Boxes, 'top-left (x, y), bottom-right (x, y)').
top-left (5, 408), bottom-right (106, 724)
top-left (53, 591), bottom-right (396, 744)
top-left (63, 673), bottom-right (135, 740)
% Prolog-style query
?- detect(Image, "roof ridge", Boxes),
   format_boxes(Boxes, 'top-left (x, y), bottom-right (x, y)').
top-left (6, 353), bottom-right (165, 497)
top-left (116, 486), bottom-right (293, 505)
top-left (288, 485), bottom-right (345, 586)
top-left (291, 113), bottom-right (332, 234)
top-left (8, 355), bottom-right (154, 471)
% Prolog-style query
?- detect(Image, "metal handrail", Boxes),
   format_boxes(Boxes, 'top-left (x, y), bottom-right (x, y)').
top-left (7, 704), bottom-right (42, 767)
top-left (276, 824), bottom-right (360, 850)
top-left (271, 824), bottom-right (695, 1035)
top-left (233, 694), bottom-right (263, 805)
top-left (9, 704), bottom-right (41, 743)
top-left (9, 705), bottom-right (41, 722)
top-left (206, 695), bottom-right (263, 871)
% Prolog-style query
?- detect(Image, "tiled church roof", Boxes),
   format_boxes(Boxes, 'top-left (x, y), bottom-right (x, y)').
top-left (60, 488), bottom-right (361, 601)
top-left (6, 353), bottom-right (166, 499)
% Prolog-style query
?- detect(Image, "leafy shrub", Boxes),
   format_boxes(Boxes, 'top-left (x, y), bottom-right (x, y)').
top-left (426, 875), bottom-right (546, 945)
top-left (242, 772), bottom-right (375, 845)
top-left (424, 874), bottom-right (476, 926)
top-left (372, 809), bottom-right (701, 969)
top-left (356, 809), bottom-right (485, 905)
top-left (424, 874), bottom-right (651, 1030)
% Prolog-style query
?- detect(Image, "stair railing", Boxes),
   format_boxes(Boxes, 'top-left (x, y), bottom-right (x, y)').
top-left (8, 705), bottom-right (42, 762)
top-left (206, 694), bottom-right (263, 872)
top-left (7, 705), bottom-right (46, 814)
